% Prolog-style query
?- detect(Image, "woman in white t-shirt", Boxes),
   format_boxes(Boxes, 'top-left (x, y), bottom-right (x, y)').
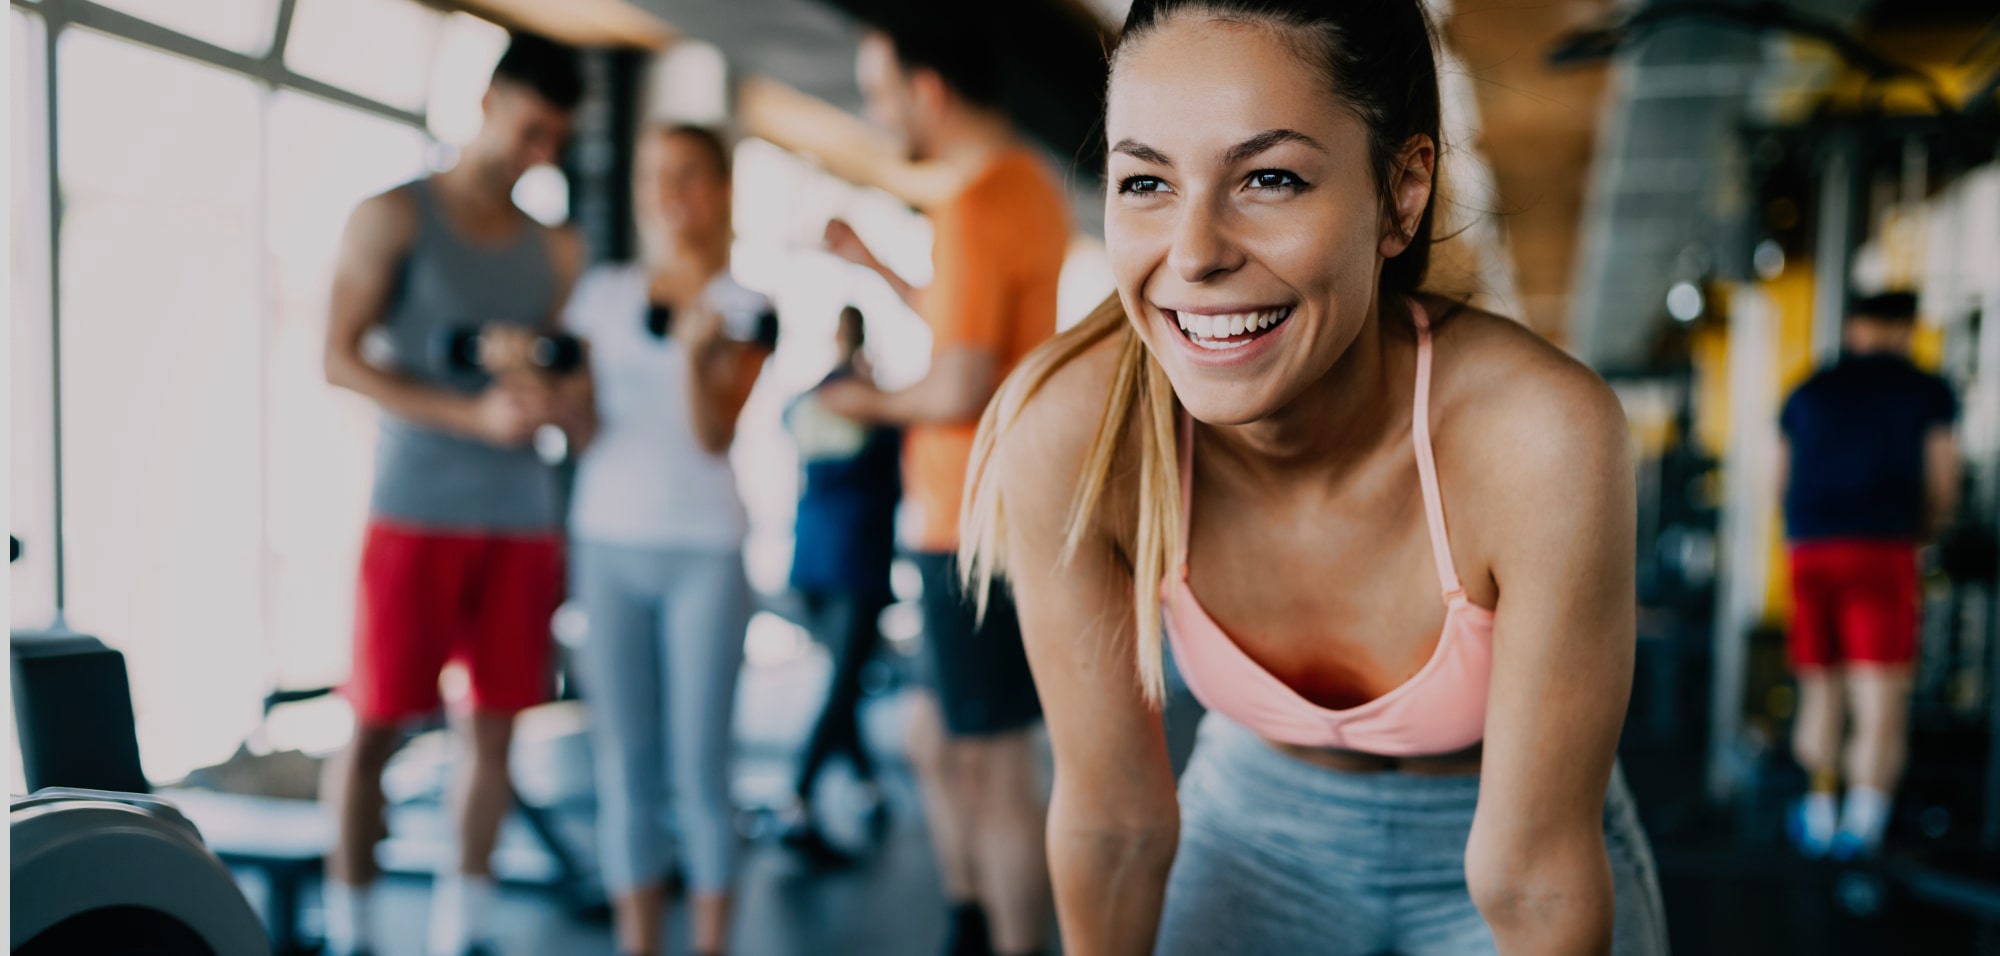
top-left (566, 124), bottom-right (772, 956)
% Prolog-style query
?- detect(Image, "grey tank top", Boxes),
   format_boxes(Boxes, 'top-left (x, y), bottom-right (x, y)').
top-left (367, 178), bottom-right (561, 531)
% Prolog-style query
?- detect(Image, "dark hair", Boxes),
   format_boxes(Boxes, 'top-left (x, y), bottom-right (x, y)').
top-left (1851, 290), bottom-right (1919, 323)
top-left (1117, 1), bottom-right (1443, 297)
top-left (492, 32), bottom-right (585, 110)
top-left (869, 3), bottom-right (1006, 110)
top-left (656, 124), bottom-right (732, 179)
top-left (837, 305), bottom-right (867, 349)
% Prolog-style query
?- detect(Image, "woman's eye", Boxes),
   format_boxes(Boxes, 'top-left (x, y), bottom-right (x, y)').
top-left (1117, 176), bottom-right (1169, 195)
top-left (1247, 170), bottom-right (1307, 191)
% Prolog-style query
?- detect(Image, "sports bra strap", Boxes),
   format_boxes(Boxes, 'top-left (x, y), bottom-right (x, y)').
top-left (1409, 298), bottom-right (1466, 604)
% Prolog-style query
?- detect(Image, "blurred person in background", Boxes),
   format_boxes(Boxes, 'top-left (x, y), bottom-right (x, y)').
top-left (318, 32), bottom-right (588, 956)
top-left (779, 305), bottom-right (902, 867)
top-left (795, 9), bottom-right (1071, 955)
top-left (1782, 290), bottom-right (1960, 860)
top-left (564, 124), bottom-right (775, 956)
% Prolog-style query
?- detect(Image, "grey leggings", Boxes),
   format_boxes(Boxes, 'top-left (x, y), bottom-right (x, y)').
top-left (1157, 715), bottom-right (1670, 955)
top-left (573, 540), bottom-right (751, 894)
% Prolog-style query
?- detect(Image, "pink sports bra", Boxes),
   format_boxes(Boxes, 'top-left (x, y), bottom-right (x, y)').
top-left (1161, 300), bottom-right (1493, 756)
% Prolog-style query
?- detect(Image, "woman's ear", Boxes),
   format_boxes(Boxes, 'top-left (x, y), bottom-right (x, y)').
top-left (1379, 134), bottom-right (1436, 260)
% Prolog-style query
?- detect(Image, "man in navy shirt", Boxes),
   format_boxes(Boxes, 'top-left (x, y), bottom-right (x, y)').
top-left (1781, 290), bottom-right (1960, 859)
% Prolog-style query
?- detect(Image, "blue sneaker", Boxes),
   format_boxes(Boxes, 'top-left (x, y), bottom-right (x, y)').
top-left (1828, 830), bottom-right (1873, 862)
top-left (1788, 801), bottom-right (1833, 858)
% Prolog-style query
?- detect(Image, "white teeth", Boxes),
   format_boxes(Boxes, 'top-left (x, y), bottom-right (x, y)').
top-left (1173, 307), bottom-right (1289, 343)
top-left (1192, 335), bottom-right (1251, 350)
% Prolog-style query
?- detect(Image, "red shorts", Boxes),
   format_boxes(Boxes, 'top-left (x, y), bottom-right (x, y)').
top-left (347, 522), bottom-right (565, 724)
top-left (1788, 539), bottom-right (1920, 670)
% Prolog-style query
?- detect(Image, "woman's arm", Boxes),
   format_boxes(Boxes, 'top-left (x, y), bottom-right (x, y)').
top-left (737, 75), bottom-right (973, 211)
top-left (541, 247), bottom-right (600, 454)
top-left (681, 303), bottom-right (769, 455)
top-left (993, 350), bottom-right (1181, 956)
top-left (1460, 362), bottom-right (1637, 954)
top-left (547, 358), bottom-right (599, 453)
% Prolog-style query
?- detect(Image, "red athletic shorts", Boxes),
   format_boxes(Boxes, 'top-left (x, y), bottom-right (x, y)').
top-left (1787, 539), bottom-right (1920, 669)
top-left (346, 521), bottom-right (565, 724)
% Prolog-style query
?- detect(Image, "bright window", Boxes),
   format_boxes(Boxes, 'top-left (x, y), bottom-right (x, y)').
top-left (722, 139), bottom-right (1112, 596)
top-left (57, 28), bottom-right (266, 782)
top-left (92, 0), bottom-right (277, 55)
top-left (426, 12), bottom-right (509, 147)
top-left (285, 0), bottom-right (442, 113)
top-left (264, 91), bottom-right (429, 696)
top-left (724, 139), bottom-right (937, 594)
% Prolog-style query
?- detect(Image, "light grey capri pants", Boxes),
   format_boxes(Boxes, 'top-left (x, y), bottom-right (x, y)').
top-left (1156, 715), bottom-right (1670, 955)
top-left (573, 540), bottom-right (752, 894)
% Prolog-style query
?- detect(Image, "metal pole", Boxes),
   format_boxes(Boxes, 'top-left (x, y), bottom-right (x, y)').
top-left (1708, 287), bottom-right (1777, 801)
top-left (1810, 134), bottom-right (1859, 364)
top-left (1976, 174), bottom-right (2000, 850)
top-left (9, 0), bottom-right (427, 130)
top-left (42, 5), bottom-right (68, 626)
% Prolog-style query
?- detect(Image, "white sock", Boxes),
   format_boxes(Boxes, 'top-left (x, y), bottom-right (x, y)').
top-left (1840, 786), bottom-right (1893, 850)
top-left (323, 880), bottom-right (373, 956)
top-left (1802, 791), bottom-right (1839, 846)
top-left (428, 872), bottom-right (498, 956)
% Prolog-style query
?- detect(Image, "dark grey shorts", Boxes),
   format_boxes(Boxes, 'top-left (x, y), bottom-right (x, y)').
top-left (911, 551), bottom-right (1042, 737)
top-left (1157, 715), bottom-right (1670, 955)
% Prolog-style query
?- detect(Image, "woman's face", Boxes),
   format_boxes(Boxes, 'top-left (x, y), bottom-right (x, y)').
top-left (1104, 17), bottom-right (1420, 425)
top-left (635, 132), bottom-right (730, 248)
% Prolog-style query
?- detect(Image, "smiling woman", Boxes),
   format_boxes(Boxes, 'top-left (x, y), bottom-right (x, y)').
top-left (959, 2), bottom-right (1668, 955)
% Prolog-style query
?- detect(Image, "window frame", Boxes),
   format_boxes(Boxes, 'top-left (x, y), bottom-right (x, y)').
top-left (11, 0), bottom-right (435, 622)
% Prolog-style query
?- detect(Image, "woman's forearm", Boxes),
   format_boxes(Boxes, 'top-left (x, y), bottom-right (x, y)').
top-left (683, 336), bottom-right (736, 453)
top-left (1048, 799), bottom-right (1178, 956)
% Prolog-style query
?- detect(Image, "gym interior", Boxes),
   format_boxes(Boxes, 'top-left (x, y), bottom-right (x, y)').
top-left (9, 0), bottom-right (2000, 953)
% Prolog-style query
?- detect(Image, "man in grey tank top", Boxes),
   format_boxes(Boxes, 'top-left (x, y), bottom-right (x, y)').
top-left (318, 33), bottom-right (593, 956)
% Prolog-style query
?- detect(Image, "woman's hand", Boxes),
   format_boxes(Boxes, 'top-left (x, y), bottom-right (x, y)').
top-left (677, 301), bottom-right (729, 350)
top-left (817, 377), bottom-right (882, 422)
top-left (823, 218), bottom-right (881, 272)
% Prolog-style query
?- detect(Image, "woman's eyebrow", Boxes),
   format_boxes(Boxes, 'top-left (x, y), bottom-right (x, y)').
top-left (1111, 139), bottom-right (1172, 167)
top-left (1223, 128), bottom-right (1325, 165)
top-left (1111, 129), bottom-right (1326, 169)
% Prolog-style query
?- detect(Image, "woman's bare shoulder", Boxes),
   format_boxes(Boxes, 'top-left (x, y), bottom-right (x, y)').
top-left (1425, 298), bottom-right (1632, 522)
top-left (988, 331), bottom-right (1139, 543)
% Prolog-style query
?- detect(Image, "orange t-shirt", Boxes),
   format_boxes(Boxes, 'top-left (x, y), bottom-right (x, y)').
top-left (905, 147), bottom-right (1069, 552)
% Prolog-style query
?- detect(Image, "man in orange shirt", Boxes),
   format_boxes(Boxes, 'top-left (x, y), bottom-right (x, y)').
top-left (816, 12), bottom-right (1068, 956)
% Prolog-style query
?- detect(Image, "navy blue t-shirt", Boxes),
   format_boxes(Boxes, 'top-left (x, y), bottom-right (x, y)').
top-left (1781, 353), bottom-right (1957, 542)
top-left (787, 366), bottom-right (902, 601)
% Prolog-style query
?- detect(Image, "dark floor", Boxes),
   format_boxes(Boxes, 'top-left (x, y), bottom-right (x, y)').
top-left (316, 776), bottom-right (951, 956)
top-left (215, 649), bottom-right (2000, 956)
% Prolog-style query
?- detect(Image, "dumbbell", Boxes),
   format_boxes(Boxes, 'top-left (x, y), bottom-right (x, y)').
top-left (434, 326), bottom-right (584, 375)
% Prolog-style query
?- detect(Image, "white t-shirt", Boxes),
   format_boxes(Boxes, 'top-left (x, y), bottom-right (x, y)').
top-left (565, 263), bottom-right (770, 550)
